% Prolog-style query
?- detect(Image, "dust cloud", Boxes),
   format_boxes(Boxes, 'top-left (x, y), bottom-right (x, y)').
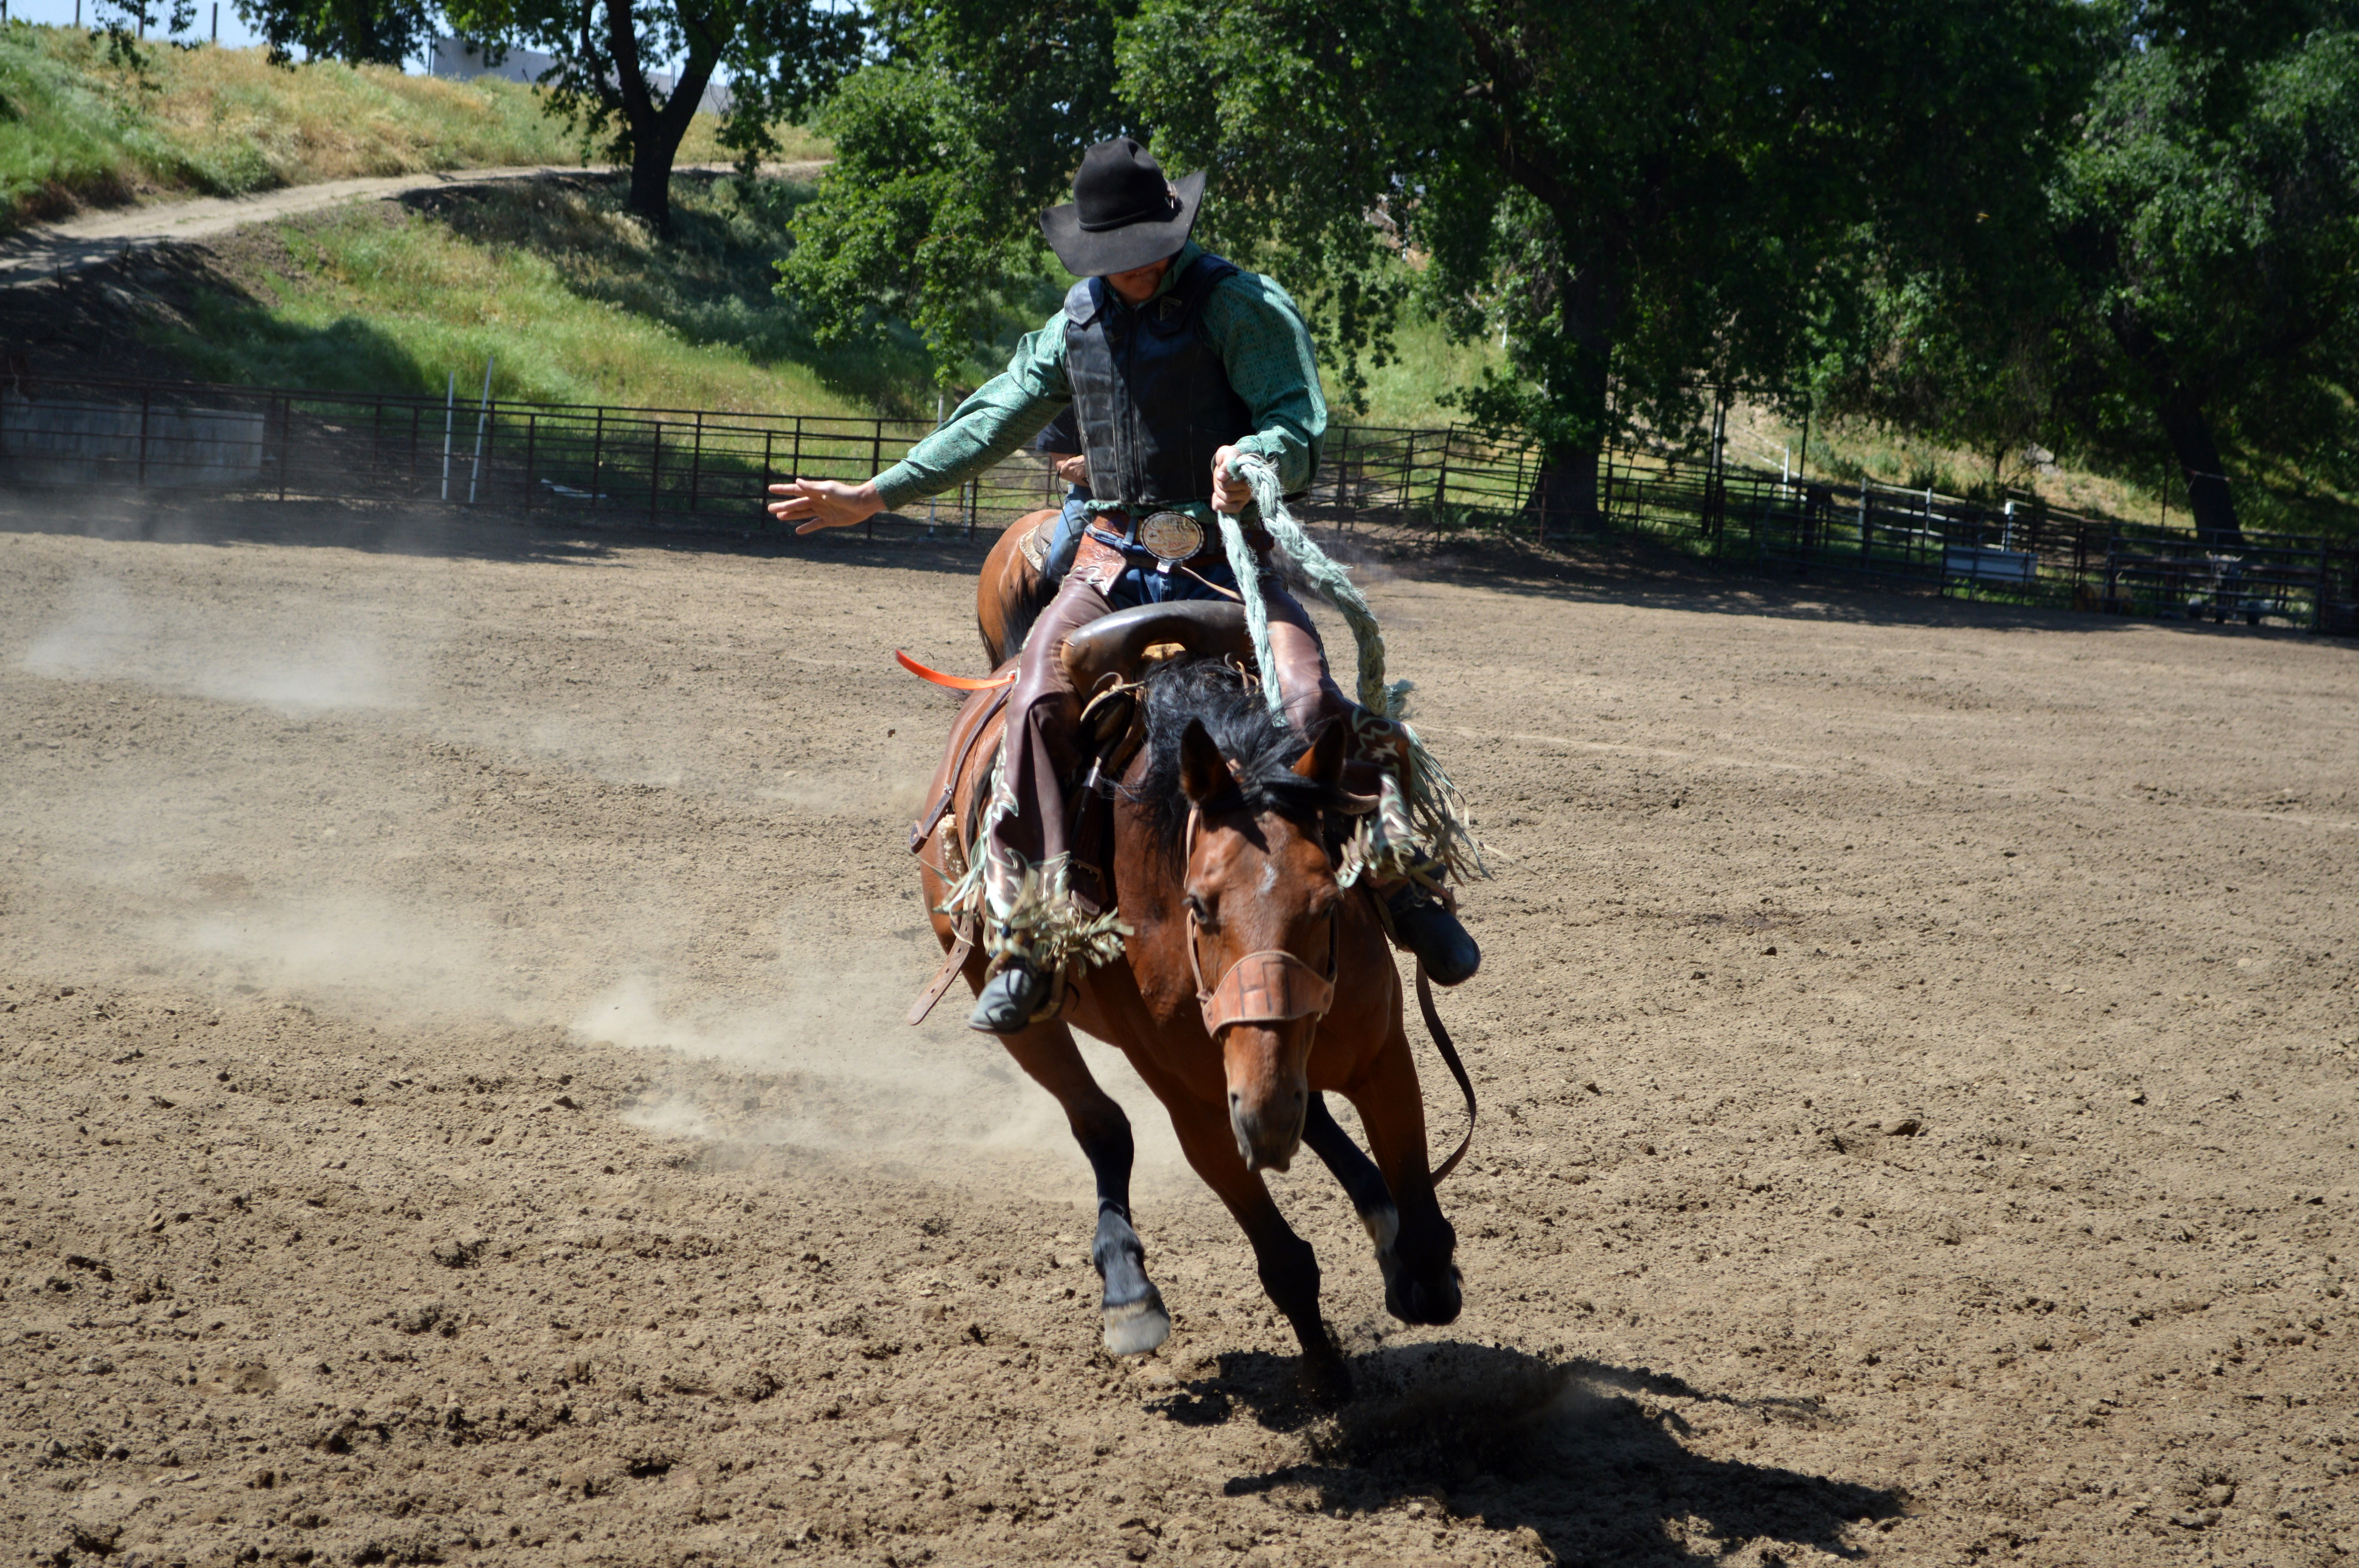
top-left (20, 573), bottom-right (419, 712)
top-left (573, 957), bottom-right (1190, 1193)
top-left (5, 554), bottom-right (1169, 1189)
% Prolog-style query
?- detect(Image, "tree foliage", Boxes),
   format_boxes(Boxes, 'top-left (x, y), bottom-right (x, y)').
top-left (771, 0), bottom-right (2354, 535)
top-left (774, 0), bottom-right (1136, 387)
top-left (1121, 0), bottom-right (2085, 523)
top-left (446, 0), bottom-right (860, 230)
top-left (1819, 2), bottom-right (2359, 540)
top-left (231, 0), bottom-right (438, 66)
top-left (2048, 0), bottom-right (2359, 540)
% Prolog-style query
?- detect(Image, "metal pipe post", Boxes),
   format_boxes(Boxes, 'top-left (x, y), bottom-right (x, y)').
top-left (466, 357), bottom-right (494, 505)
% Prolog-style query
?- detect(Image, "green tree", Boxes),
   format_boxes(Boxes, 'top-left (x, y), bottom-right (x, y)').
top-left (445, 0), bottom-right (861, 231)
top-left (1118, 0), bottom-right (2086, 526)
top-left (774, 0), bottom-right (1136, 387)
top-left (2045, 0), bottom-right (2359, 543)
top-left (232, 0), bottom-right (436, 65)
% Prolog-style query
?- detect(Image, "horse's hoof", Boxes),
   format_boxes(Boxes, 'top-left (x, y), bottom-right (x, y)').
top-left (1300, 1352), bottom-right (1354, 1408)
top-left (1102, 1289), bottom-right (1171, 1356)
top-left (1385, 1264), bottom-right (1463, 1327)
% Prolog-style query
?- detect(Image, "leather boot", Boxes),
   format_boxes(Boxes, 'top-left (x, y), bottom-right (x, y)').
top-left (969, 960), bottom-right (1052, 1034)
top-left (1383, 884), bottom-right (1481, 986)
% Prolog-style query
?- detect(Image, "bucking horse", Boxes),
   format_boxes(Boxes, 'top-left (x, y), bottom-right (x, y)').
top-left (898, 501), bottom-right (1476, 1402)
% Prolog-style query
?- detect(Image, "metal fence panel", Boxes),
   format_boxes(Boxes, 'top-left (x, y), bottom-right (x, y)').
top-left (5, 375), bottom-right (2350, 632)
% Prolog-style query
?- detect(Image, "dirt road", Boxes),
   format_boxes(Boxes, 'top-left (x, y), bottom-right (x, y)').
top-left (4, 495), bottom-right (2354, 1568)
top-left (0, 162), bottom-right (828, 282)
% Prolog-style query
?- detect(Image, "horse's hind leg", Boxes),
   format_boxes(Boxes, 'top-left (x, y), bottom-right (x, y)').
top-left (1301, 1093), bottom-right (1411, 1307)
top-left (998, 1020), bottom-right (1170, 1355)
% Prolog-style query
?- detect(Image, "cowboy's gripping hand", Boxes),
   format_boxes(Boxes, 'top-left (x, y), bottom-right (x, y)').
top-left (766, 477), bottom-right (884, 535)
top-left (1210, 444), bottom-right (1250, 515)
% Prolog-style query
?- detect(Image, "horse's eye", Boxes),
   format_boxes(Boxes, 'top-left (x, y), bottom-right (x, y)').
top-left (1184, 892), bottom-right (1217, 930)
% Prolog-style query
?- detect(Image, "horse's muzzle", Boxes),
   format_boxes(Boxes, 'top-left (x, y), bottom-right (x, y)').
top-left (1230, 1084), bottom-right (1307, 1172)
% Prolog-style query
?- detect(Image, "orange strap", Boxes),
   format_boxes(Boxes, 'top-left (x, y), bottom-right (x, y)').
top-left (896, 650), bottom-right (1017, 691)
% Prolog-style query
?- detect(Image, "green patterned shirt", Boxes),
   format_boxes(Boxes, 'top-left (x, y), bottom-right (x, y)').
top-left (870, 241), bottom-right (1326, 520)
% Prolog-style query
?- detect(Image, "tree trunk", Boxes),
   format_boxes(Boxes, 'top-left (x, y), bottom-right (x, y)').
top-left (2157, 396), bottom-right (2242, 548)
top-left (1527, 432), bottom-right (1603, 541)
top-left (603, 0), bottom-right (717, 234)
top-left (2110, 306), bottom-right (2242, 547)
top-left (1521, 252), bottom-right (1616, 539)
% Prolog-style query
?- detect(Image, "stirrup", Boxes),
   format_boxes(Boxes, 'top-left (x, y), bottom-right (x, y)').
top-left (1381, 884), bottom-right (1481, 987)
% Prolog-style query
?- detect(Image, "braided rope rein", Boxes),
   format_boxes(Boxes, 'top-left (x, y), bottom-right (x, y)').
top-left (1214, 453), bottom-right (1485, 888)
top-left (1215, 452), bottom-right (1403, 722)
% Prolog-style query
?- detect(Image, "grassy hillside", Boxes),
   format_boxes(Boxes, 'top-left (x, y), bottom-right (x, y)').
top-left (138, 173), bottom-right (949, 418)
top-left (0, 25), bottom-right (815, 232)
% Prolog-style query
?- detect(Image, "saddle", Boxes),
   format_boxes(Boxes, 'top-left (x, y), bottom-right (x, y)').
top-left (903, 602), bottom-right (1257, 1025)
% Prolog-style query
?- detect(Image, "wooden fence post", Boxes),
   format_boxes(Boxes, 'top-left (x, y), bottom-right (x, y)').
top-left (688, 410), bottom-right (703, 517)
top-left (590, 408), bottom-right (604, 508)
top-left (523, 414), bottom-right (537, 510)
top-left (649, 421), bottom-right (663, 520)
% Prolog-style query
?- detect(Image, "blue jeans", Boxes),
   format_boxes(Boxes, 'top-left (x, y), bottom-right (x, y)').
top-left (1044, 488), bottom-right (1090, 582)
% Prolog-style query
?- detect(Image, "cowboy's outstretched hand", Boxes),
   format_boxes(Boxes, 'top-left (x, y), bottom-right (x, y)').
top-left (766, 477), bottom-right (884, 535)
top-left (1210, 444), bottom-right (1250, 514)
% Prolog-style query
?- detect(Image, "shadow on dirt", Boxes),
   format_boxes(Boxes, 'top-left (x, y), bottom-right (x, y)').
top-left (1154, 1340), bottom-right (1901, 1565)
top-left (0, 489), bottom-right (999, 577)
top-left (1377, 527), bottom-right (2355, 646)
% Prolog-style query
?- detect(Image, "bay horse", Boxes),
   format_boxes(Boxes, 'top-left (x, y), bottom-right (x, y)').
top-left (907, 512), bottom-right (1464, 1400)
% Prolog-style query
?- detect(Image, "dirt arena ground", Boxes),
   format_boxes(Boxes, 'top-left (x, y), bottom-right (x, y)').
top-left (4, 495), bottom-right (2355, 1568)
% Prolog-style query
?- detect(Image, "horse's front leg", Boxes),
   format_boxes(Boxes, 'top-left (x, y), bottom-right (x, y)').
top-left (1161, 1092), bottom-right (1351, 1404)
top-left (1338, 1020), bottom-right (1463, 1328)
top-left (998, 1019), bottom-right (1170, 1355)
top-left (1300, 1092), bottom-right (1414, 1309)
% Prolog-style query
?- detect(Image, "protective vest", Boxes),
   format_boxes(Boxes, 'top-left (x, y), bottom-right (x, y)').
top-left (1063, 252), bottom-right (1256, 510)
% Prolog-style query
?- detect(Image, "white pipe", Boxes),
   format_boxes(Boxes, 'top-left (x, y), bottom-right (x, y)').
top-left (440, 371), bottom-right (455, 501)
top-left (467, 356), bottom-right (495, 505)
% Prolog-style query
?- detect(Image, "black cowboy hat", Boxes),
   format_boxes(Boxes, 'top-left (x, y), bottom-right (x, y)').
top-left (1040, 137), bottom-right (1205, 278)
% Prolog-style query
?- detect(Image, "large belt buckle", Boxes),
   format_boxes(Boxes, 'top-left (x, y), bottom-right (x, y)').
top-left (1138, 510), bottom-right (1205, 566)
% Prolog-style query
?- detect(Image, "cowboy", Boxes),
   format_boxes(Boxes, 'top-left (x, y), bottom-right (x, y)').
top-left (769, 137), bottom-right (1479, 1033)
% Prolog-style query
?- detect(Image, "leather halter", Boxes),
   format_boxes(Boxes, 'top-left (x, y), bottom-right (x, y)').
top-left (1183, 800), bottom-right (1339, 1038)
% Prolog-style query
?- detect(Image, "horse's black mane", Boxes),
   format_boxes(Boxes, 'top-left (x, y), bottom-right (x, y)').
top-left (1131, 655), bottom-right (1353, 854)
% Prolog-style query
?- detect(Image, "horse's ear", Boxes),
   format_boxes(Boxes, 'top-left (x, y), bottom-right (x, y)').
top-left (1293, 720), bottom-right (1345, 788)
top-left (1179, 719), bottom-right (1229, 805)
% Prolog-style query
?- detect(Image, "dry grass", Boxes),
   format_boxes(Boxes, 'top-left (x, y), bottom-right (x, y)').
top-left (1, 25), bottom-right (821, 231)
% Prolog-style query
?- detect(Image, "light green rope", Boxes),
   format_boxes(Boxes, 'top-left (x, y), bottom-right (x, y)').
top-left (1218, 453), bottom-right (1485, 887)
top-left (1211, 503), bottom-right (1281, 724)
top-left (1225, 452), bottom-right (1402, 719)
